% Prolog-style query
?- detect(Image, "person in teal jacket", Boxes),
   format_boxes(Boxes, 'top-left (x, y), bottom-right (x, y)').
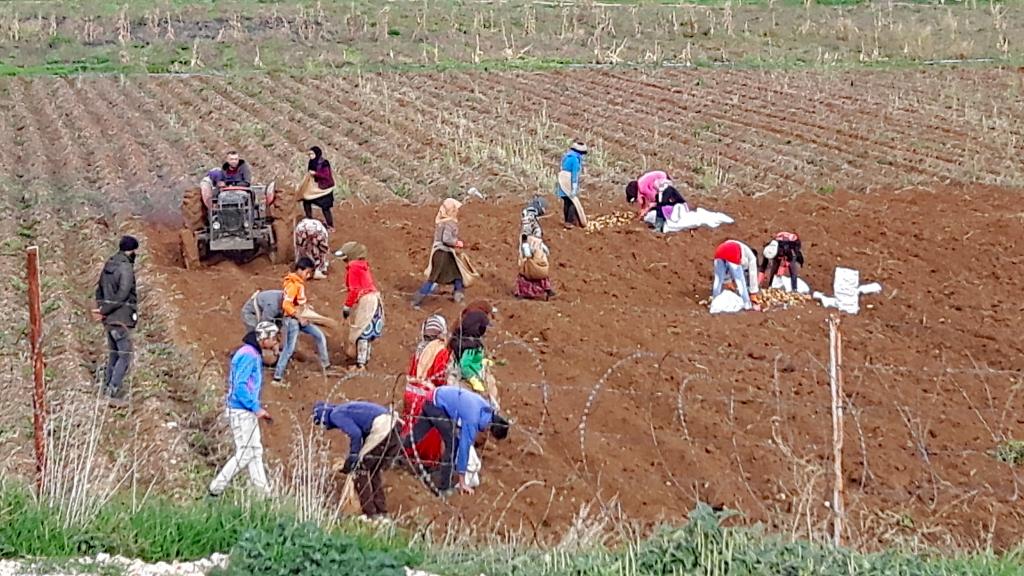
top-left (555, 141), bottom-right (587, 228)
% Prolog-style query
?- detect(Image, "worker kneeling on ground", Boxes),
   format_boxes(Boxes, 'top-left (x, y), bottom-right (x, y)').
top-left (312, 401), bottom-right (403, 519)
top-left (759, 231), bottom-right (805, 292)
top-left (273, 257), bottom-right (330, 386)
top-left (712, 239), bottom-right (761, 311)
top-left (208, 322), bottom-right (279, 498)
top-left (402, 386), bottom-right (509, 496)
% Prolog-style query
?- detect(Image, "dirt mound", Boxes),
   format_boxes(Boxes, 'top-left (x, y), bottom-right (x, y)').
top-left (147, 185), bottom-right (1024, 549)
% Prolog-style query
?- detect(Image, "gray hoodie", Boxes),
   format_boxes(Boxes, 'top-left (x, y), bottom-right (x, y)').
top-left (241, 290), bottom-right (284, 329)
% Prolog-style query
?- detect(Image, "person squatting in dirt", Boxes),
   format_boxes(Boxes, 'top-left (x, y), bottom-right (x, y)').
top-left (312, 401), bottom-right (402, 518)
top-left (208, 321), bottom-right (279, 498)
top-left (650, 183), bottom-right (689, 232)
top-left (449, 301), bottom-right (501, 409)
top-left (514, 205), bottom-right (555, 301)
top-left (414, 198), bottom-right (468, 308)
top-left (402, 314), bottom-right (451, 472)
top-left (336, 242), bottom-right (384, 371)
top-left (402, 386), bottom-right (510, 495)
top-left (273, 257), bottom-right (330, 386)
top-left (625, 170), bottom-right (670, 221)
top-left (294, 218), bottom-right (331, 280)
top-left (222, 151), bottom-right (252, 187)
top-left (303, 146), bottom-right (336, 232)
top-left (92, 235), bottom-right (140, 408)
top-left (712, 239), bottom-right (762, 311)
top-left (759, 232), bottom-right (805, 292)
top-left (555, 141), bottom-right (587, 229)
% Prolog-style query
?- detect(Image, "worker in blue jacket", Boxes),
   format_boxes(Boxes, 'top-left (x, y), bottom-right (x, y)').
top-left (403, 386), bottom-right (510, 495)
top-left (312, 400), bottom-right (402, 517)
top-left (209, 322), bottom-right (280, 498)
top-left (555, 141), bottom-right (587, 228)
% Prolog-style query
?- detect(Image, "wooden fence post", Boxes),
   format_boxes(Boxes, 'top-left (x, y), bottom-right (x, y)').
top-left (27, 246), bottom-right (47, 495)
top-left (828, 314), bottom-right (846, 547)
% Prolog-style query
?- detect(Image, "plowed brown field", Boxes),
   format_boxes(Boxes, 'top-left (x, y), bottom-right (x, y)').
top-left (3, 69), bottom-right (1024, 549)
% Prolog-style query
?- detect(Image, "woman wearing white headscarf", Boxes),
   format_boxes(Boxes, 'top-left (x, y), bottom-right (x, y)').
top-left (513, 205), bottom-right (555, 300)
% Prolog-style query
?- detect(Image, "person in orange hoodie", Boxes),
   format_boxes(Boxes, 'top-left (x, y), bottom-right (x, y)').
top-left (273, 257), bottom-right (330, 385)
top-left (336, 242), bottom-right (384, 370)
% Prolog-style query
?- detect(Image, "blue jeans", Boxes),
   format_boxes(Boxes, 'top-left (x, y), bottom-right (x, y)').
top-left (274, 318), bottom-right (329, 380)
top-left (418, 278), bottom-right (464, 296)
top-left (712, 259), bottom-right (751, 307)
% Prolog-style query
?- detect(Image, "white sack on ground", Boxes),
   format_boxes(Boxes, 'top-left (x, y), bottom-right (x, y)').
top-left (662, 206), bottom-right (735, 233)
top-left (833, 267), bottom-right (861, 314)
top-left (709, 290), bottom-right (746, 314)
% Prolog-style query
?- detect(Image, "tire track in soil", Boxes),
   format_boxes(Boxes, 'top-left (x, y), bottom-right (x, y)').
top-left (246, 76), bottom-right (390, 201)
top-left (50, 77), bottom-right (126, 192)
top-left (492, 70), bottom-right (800, 194)
top-left (153, 77), bottom-right (291, 181)
top-left (567, 69), bottom-right (815, 192)
top-left (15, 78), bottom-right (90, 189)
top-left (712, 69), bottom-right (1001, 182)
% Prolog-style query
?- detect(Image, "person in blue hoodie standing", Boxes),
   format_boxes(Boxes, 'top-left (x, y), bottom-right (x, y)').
top-left (209, 322), bottom-right (280, 498)
top-left (555, 141), bottom-right (587, 229)
top-left (312, 401), bottom-right (402, 517)
top-left (403, 386), bottom-right (510, 495)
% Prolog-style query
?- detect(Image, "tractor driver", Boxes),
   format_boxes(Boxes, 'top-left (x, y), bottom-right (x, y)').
top-left (221, 151), bottom-right (253, 188)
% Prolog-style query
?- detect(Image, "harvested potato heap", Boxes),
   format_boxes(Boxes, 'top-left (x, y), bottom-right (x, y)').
top-left (758, 288), bottom-right (811, 310)
top-left (585, 212), bottom-right (634, 233)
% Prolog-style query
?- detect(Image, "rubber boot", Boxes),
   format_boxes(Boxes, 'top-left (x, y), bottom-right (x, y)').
top-left (453, 291), bottom-right (465, 304)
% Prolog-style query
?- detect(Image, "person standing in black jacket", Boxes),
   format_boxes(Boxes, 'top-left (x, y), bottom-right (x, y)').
top-left (92, 235), bottom-right (139, 407)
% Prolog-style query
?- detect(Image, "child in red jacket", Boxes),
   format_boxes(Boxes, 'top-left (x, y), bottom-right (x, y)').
top-left (336, 242), bottom-right (385, 370)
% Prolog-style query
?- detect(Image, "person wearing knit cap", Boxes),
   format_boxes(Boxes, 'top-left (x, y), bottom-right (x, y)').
top-left (402, 314), bottom-right (451, 471)
top-left (555, 141), bottom-right (587, 229)
top-left (337, 241), bottom-right (384, 370)
top-left (92, 235), bottom-right (140, 407)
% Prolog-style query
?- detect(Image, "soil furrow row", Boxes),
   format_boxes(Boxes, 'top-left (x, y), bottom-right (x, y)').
top-left (49, 78), bottom-right (127, 191)
top-left (17, 79), bottom-right (90, 189)
top-left (566, 70), bottom-right (817, 191)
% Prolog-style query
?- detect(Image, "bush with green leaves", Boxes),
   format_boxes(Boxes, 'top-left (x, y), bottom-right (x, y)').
top-left (212, 521), bottom-right (419, 576)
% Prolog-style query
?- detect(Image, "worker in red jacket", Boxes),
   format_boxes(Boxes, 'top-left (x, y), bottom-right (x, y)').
top-left (336, 242), bottom-right (385, 370)
top-left (712, 239), bottom-right (761, 311)
top-left (402, 314), bottom-right (450, 471)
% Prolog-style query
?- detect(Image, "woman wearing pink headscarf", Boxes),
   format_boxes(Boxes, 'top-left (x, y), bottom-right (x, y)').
top-left (414, 198), bottom-right (469, 308)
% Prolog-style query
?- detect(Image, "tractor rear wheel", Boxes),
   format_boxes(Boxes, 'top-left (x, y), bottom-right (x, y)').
top-left (181, 188), bottom-right (205, 232)
top-left (269, 218), bottom-right (294, 265)
top-left (179, 228), bottom-right (202, 270)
